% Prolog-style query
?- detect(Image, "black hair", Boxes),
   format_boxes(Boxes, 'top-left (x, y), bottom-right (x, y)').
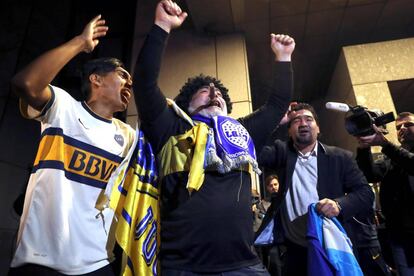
top-left (265, 174), bottom-right (279, 186)
top-left (174, 74), bottom-right (232, 114)
top-left (287, 102), bottom-right (319, 128)
top-left (397, 112), bottom-right (414, 120)
top-left (80, 57), bottom-right (125, 100)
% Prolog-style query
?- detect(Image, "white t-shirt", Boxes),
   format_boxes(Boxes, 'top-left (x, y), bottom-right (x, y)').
top-left (11, 85), bottom-right (135, 275)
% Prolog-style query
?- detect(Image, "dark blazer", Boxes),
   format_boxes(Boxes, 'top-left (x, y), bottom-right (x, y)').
top-left (356, 143), bottom-right (414, 240)
top-left (255, 139), bottom-right (374, 240)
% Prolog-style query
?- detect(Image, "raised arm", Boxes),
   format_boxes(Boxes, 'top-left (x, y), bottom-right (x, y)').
top-left (270, 34), bottom-right (295, 62)
top-left (239, 34), bottom-right (294, 153)
top-left (11, 15), bottom-right (108, 110)
top-left (133, 0), bottom-right (187, 123)
top-left (155, 0), bottom-right (187, 33)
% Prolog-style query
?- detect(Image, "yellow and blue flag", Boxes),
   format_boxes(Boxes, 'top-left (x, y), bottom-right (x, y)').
top-left (107, 129), bottom-right (159, 276)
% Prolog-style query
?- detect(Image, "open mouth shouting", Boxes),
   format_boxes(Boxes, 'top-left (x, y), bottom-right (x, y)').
top-left (208, 99), bottom-right (222, 108)
top-left (298, 127), bottom-right (310, 136)
top-left (188, 82), bottom-right (228, 117)
top-left (120, 88), bottom-right (131, 107)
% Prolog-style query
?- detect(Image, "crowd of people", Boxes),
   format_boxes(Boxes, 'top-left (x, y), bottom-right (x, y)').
top-left (7, 0), bottom-right (414, 275)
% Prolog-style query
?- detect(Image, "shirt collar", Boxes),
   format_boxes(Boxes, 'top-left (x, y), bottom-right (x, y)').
top-left (296, 141), bottom-right (320, 159)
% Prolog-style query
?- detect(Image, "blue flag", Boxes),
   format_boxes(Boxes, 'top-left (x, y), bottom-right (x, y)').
top-left (307, 203), bottom-right (363, 276)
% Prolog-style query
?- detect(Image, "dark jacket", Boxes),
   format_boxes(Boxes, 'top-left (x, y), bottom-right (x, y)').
top-left (356, 142), bottom-right (414, 240)
top-left (256, 140), bottom-right (374, 242)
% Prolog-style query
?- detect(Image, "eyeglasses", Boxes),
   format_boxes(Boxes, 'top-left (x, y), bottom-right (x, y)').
top-left (396, 122), bottom-right (414, 130)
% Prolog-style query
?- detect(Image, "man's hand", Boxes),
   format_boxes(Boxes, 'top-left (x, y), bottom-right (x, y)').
top-left (155, 0), bottom-right (188, 33)
top-left (11, 15), bottom-right (108, 110)
top-left (316, 198), bottom-right (340, 218)
top-left (357, 125), bottom-right (389, 148)
top-left (270, 34), bottom-right (295, 62)
top-left (279, 101), bottom-right (297, 125)
top-left (79, 15), bottom-right (108, 53)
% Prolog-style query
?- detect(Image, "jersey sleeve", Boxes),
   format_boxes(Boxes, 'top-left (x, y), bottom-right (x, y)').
top-left (19, 85), bottom-right (76, 124)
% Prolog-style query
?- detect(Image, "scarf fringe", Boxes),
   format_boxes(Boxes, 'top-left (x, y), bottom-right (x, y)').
top-left (205, 129), bottom-right (262, 175)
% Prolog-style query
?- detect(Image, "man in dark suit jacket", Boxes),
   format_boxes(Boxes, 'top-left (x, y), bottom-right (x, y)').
top-left (257, 103), bottom-right (374, 275)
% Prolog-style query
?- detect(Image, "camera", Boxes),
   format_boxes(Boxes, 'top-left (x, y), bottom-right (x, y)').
top-left (344, 106), bottom-right (395, 137)
top-left (326, 102), bottom-right (395, 137)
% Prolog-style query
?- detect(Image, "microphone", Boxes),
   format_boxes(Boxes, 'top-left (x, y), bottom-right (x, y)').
top-left (325, 102), bottom-right (350, 113)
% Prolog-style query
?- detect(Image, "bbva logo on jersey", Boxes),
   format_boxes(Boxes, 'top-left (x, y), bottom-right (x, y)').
top-left (68, 149), bottom-right (118, 181)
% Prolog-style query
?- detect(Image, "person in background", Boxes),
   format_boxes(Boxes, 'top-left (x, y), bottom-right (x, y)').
top-left (254, 174), bottom-right (286, 276)
top-left (356, 112), bottom-right (414, 276)
top-left (252, 188), bottom-right (269, 232)
top-left (253, 175), bottom-right (280, 232)
top-left (265, 174), bottom-right (280, 196)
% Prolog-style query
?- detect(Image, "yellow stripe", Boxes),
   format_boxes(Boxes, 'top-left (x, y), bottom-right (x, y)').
top-left (183, 123), bottom-right (208, 191)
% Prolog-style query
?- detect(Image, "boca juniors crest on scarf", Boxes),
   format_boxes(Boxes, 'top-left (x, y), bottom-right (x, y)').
top-left (192, 115), bottom-right (260, 175)
top-left (214, 116), bottom-right (255, 159)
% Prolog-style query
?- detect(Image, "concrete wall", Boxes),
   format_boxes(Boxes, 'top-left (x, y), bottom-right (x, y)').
top-left (127, 30), bottom-right (252, 123)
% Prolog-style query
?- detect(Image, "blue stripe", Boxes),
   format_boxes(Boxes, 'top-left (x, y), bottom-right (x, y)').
top-left (122, 208), bottom-right (132, 226)
top-left (136, 189), bottom-right (158, 200)
top-left (136, 133), bottom-right (158, 188)
top-left (117, 130), bottom-right (158, 196)
top-left (120, 190), bottom-right (158, 230)
top-left (33, 160), bottom-right (64, 172)
top-left (41, 127), bottom-right (123, 163)
top-left (118, 182), bottom-right (128, 196)
top-left (117, 173), bottom-right (158, 197)
top-left (127, 257), bottom-right (135, 275)
top-left (65, 171), bottom-right (107, 189)
top-left (191, 115), bottom-right (212, 126)
top-left (137, 131), bottom-right (158, 175)
top-left (33, 160), bottom-right (107, 189)
top-left (133, 171), bottom-right (158, 188)
top-left (40, 85), bottom-right (56, 117)
top-left (135, 206), bottom-right (153, 239)
top-left (153, 258), bottom-right (158, 276)
top-left (325, 248), bottom-right (363, 275)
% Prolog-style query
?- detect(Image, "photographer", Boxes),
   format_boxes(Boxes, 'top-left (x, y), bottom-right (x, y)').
top-left (356, 112), bottom-right (414, 276)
